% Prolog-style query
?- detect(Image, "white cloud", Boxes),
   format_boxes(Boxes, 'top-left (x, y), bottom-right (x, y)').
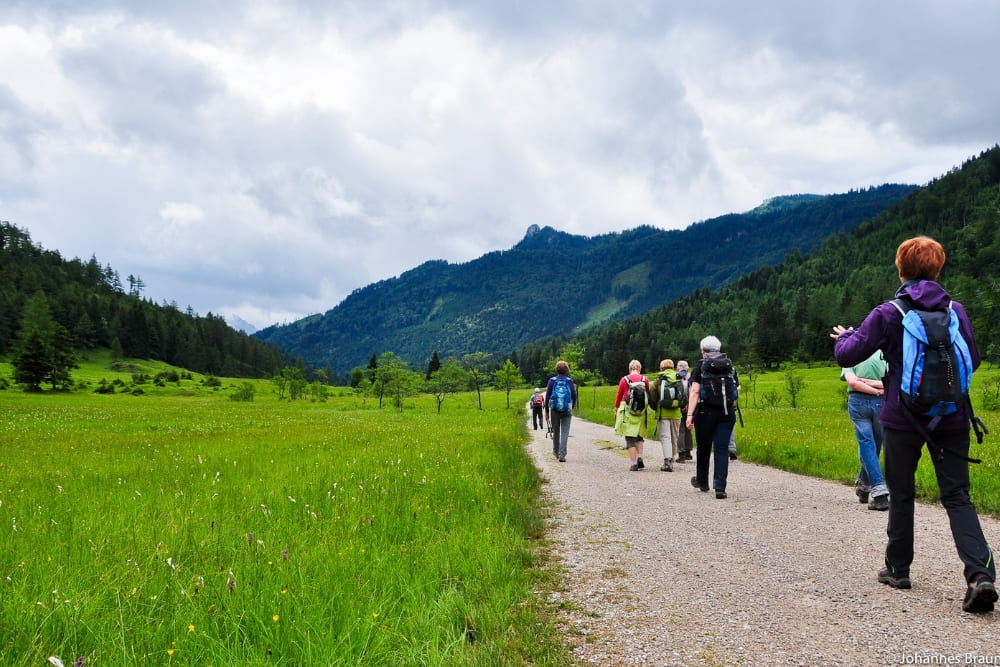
top-left (1, 0), bottom-right (997, 329)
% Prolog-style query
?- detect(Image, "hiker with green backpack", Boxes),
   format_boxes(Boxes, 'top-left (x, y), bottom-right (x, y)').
top-left (833, 235), bottom-right (996, 614)
top-left (649, 359), bottom-right (686, 472)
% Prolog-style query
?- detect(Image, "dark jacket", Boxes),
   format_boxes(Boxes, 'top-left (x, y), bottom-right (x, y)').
top-left (834, 279), bottom-right (980, 431)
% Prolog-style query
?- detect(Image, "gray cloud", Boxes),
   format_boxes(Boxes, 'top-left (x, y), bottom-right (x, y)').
top-left (1, 0), bottom-right (997, 329)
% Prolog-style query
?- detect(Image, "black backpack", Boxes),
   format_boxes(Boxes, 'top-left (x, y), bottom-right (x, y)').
top-left (699, 354), bottom-right (737, 413)
top-left (625, 378), bottom-right (647, 415)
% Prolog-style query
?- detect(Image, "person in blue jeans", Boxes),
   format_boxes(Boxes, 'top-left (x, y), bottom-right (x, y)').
top-left (685, 335), bottom-right (738, 499)
top-left (842, 350), bottom-right (889, 510)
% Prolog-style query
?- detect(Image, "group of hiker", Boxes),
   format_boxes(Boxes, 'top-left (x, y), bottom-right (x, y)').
top-left (529, 235), bottom-right (997, 615)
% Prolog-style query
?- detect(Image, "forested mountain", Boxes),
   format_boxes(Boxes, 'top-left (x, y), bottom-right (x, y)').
top-left (255, 185), bottom-right (916, 375)
top-left (519, 145), bottom-right (1000, 385)
top-left (0, 222), bottom-right (294, 378)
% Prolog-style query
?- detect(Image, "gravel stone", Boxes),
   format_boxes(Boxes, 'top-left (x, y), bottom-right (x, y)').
top-left (529, 417), bottom-right (1000, 665)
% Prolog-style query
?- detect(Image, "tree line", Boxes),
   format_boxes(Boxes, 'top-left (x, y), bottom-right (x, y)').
top-left (1, 222), bottom-right (302, 388)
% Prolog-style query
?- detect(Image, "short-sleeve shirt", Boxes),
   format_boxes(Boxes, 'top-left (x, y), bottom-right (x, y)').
top-left (840, 350), bottom-right (887, 386)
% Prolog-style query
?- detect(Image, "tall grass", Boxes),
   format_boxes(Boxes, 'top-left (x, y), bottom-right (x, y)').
top-left (0, 383), bottom-right (567, 665)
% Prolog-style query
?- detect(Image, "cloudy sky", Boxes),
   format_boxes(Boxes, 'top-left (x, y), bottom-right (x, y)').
top-left (2, 1), bottom-right (997, 330)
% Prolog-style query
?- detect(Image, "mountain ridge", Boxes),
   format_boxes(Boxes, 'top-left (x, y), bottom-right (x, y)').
top-left (254, 186), bottom-right (917, 375)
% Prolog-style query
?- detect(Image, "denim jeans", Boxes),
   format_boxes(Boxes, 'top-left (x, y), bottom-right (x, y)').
top-left (883, 427), bottom-right (996, 583)
top-left (847, 393), bottom-right (886, 494)
top-left (693, 407), bottom-right (736, 492)
top-left (551, 409), bottom-right (572, 458)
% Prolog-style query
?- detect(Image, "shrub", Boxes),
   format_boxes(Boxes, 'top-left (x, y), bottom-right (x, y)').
top-left (230, 382), bottom-right (255, 402)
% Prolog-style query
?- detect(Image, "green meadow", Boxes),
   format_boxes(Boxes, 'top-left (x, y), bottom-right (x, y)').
top-left (2, 357), bottom-right (1000, 664)
top-left (0, 357), bottom-right (566, 665)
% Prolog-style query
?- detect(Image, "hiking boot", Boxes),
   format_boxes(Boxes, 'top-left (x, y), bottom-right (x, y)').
top-left (629, 463), bottom-right (639, 471)
top-left (660, 458), bottom-right (673, 472)
top-left (868, 494), bottom-right (889, 511)
top-left (690, 476), bottom-right (709, 492)
top-left (728, 451), bottom-right (738, 461)
top-left (878, 566), bottom-right (911, 590)
top-left (856, 487), bottom-right (869, 504)
top-left (677, 452), bottom-right (692, 462)
top-left (715, 490), bottom-right (727, 499)
top-left (963, 574), bottom-right (998, 613)
top-left (636, 457), bottom-right (645, 469)
top-left (558, 457), bottom-right (566, 463)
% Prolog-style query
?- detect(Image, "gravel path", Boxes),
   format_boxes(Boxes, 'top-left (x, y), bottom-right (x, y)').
top-left (528, 417), bottom-right (1000, 666)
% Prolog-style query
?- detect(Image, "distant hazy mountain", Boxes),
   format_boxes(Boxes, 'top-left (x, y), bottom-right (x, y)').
top-left (226, 314), bottom-right (258, 335)
top-left (254, 185), bottom-right (916, 375)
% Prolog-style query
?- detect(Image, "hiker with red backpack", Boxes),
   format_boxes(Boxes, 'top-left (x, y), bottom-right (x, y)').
top-left (832, 236), bottom-right (996, 614)
top-left (529, 388), bottom-right (545, 430)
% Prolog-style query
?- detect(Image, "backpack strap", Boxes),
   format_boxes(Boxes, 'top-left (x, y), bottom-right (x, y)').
top-left (900, 403), bottom-right (982, 464)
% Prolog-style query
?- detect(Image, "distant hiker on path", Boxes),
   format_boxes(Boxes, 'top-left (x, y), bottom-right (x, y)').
top-left (545, 361), bottom-right (578, 463)
top-left (675, 360), bottom-right (693, 462)
top-left (615, 359), bottom-right (650, 471)
top-left (833, 235), bottom-right (997, 613)
top-left (529, 387), bottom-right (545, 431)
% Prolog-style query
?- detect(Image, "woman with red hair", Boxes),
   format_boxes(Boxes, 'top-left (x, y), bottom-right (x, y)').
top-left (832, 236), bottom-right (996, 614)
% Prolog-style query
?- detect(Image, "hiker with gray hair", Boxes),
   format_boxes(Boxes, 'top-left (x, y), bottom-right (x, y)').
top-left (686, 336), bottom-right (739, 499)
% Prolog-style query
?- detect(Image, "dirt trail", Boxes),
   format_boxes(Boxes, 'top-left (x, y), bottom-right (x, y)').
top-left (528, 417), bottom-right (1000, 665)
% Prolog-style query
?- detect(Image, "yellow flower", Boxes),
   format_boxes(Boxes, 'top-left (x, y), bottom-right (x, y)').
top-left (281, 587), bottom-right (287, 595)
top-left (188, 624), bottom-right (195, 632)
top-left (167, 649), bottom-right (174, 656)
top-left (373, 612), bottom-right (379, 619)
top-left (273, 614), bottom-right (280, 622)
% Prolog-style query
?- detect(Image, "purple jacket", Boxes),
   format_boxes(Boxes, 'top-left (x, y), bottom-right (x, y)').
top-left (834, 279), bottom-right (980, 432)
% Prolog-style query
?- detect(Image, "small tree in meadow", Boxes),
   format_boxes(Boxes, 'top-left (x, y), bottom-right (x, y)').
top-left (784, 364), bottom-right (805, 409)
top-left (463, 351), bottom-right (494, 410)
top-left (493, 359), bottom-right (524, 408)
top-left (426, 359), bottom-right (468, 413)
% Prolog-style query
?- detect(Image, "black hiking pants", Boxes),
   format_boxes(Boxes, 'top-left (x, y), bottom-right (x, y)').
top-left (883, 427), bottom-right (996, 583)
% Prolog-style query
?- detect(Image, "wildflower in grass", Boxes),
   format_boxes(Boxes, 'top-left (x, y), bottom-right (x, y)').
top-left (281, 587), bottom-right (287, 595)
top-left (74, 658), bottom-right (85, 667)
top-left (273, 614), bottom-right (280, 622)
top-left (167, 649), bottom-right (174, 656)
top-left (47, 657), bottom-right (64, 667)
top-left (188, 624), bottom-right (195, 632)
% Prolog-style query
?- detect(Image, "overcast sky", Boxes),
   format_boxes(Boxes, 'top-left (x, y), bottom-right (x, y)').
top-left (2, 1), bottom-right (997, 330)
